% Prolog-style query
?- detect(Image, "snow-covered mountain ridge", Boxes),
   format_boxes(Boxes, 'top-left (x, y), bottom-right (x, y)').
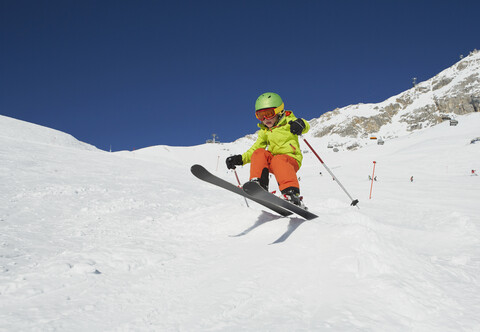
top-left (308, 49), bottom-right (480, 151)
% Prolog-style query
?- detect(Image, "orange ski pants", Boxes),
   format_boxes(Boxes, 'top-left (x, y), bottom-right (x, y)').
top-left (250, 148), bottom-right (300, 191)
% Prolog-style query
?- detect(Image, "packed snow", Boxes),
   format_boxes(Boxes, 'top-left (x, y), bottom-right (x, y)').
top-left (1, 113), bottom-right (479, 331)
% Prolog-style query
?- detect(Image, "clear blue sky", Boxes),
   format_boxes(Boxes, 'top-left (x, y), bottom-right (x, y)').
top-left (1, 0), bottom-right (478, 151)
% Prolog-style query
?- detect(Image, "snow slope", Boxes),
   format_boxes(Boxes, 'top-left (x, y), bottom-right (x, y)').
top-left (0, 115), bottom-right (97, 151)
top-left (1, 113), bottom-right (480, 331)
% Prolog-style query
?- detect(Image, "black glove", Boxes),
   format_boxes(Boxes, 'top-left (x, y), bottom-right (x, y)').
top-left (226, 155), bottom-right (243, 170)
top-left (289, 118), bottom-right (306, 135)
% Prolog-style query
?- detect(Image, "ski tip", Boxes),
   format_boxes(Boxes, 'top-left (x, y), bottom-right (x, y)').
top-left (191, 164), bottom-right (207, 178)
top-left (191, 164), bottom-right (204, 172)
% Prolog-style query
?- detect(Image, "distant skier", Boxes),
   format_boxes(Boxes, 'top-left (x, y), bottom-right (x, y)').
top-left (225, 92), bottom-right (310, 206)
top-left (472, 170), bottom-right (478, 176)
top-left (368, 175), bottom-right (372, 181)
top-left (374, 176), bottom-right (377, 181)
top-left (410, 176), bottom-right (414, 182)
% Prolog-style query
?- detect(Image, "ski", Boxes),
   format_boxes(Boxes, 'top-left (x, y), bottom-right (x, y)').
top-left (243, 181), bottom-right (318, 220)
top-left (191, 164), bottom-right (293, 217)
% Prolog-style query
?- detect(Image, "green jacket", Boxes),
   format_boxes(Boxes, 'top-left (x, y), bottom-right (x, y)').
top-left (242, 111), bottom-right (310, 168)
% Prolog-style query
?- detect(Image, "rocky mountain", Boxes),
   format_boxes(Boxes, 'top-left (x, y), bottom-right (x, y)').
top-left (308, 49), bottom-right (480, 150)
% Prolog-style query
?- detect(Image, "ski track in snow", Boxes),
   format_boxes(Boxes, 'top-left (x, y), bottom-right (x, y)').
top-left (1, 114), bottom-right (480, 331)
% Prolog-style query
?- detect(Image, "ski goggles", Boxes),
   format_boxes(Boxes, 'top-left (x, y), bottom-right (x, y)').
top-left (255, 103), bottom-right (284, 121)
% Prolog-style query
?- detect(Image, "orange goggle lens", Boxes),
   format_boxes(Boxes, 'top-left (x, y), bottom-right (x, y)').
top-left (255, 107), bottom-right (276, 121)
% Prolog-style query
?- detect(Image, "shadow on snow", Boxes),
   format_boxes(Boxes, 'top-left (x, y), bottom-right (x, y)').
top-left (270, 217), bottom-right (306, 244)
top-left (230, 210), bottom-right (306, 244)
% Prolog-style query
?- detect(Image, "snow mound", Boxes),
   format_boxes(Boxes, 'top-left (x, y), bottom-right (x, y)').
top-left (0, 115), bottom-right (97, 151)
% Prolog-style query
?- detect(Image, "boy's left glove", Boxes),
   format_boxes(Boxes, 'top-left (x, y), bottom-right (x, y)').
top-left (289, 118), bottom-right (306, 135)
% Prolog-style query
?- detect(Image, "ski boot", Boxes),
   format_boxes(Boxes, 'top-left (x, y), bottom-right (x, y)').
top-left (281, 187), bottom-right (307, 209)
top-left (246, 168), bottom-right (270, 191)
top-left (247, 177), bottom-right (268, 191)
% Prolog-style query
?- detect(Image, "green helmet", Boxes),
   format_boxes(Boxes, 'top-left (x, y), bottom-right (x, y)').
top-left (255, 92), bottom-right (284, 114)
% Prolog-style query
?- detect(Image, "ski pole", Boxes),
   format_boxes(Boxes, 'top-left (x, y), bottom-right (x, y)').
top-left (302, 137), bottom-right (360, 208)
top-left (233, 168), bottom-right (249, 208)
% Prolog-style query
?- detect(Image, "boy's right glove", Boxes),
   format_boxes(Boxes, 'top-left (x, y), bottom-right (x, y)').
top-left (226, 155), bottom-right (243, 169)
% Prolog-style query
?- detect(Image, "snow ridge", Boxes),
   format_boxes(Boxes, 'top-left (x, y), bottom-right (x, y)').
top-left (0, 115), bottom-right (97, 151)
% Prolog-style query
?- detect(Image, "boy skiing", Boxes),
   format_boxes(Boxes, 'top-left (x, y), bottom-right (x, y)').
top-left (225, 92), bottom-right (310, 206)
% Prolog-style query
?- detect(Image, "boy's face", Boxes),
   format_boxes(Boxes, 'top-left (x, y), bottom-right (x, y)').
top-left (262, 114), bottom-right (278, 128)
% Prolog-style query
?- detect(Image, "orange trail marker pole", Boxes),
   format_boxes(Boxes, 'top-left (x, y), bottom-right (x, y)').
top-left (369, 161), bottom-right (377, 199)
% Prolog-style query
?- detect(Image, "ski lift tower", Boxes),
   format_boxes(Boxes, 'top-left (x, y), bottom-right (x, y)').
top-left (211, 133), bottom-right (218, 143)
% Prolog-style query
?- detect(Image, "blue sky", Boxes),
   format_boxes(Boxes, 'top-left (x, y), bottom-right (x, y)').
top-left (1, 0), bottom-right (478, 151)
